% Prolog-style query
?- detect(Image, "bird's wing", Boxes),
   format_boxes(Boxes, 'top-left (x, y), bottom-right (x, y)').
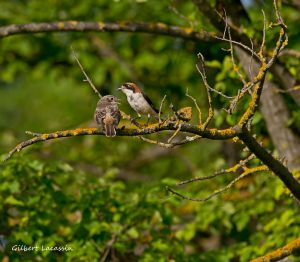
top-left (109, 106), bottom-right (121, 124)
top-left (94, 107), bottom-right (107, 125)
top-left (142, 92), bottom-right (159, 113)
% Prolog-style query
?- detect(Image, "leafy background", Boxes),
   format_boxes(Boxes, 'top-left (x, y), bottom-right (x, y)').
top-left (0, 0), bottom-right (300, 261)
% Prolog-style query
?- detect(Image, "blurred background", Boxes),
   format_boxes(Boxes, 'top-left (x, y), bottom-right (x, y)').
top-left (0, 0), bottom-right (300, 261)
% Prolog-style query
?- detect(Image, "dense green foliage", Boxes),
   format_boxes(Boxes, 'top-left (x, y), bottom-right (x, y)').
top-left (2, 155), bottom-right (300, 261)
top-left (1, 0), bottom-right (300, 261)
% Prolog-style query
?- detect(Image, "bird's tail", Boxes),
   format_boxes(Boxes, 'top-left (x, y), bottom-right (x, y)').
top-left (105, 124), bottom-right (116, 137)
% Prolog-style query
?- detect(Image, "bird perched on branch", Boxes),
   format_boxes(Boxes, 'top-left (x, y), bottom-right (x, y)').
top-left (94, 95), bottom-right (121, 137)
top-left (118, 83), bottom-right (159, 122)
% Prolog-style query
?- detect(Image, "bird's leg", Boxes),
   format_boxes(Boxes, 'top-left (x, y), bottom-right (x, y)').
top-left (145, 114), bottom-right (151, 127)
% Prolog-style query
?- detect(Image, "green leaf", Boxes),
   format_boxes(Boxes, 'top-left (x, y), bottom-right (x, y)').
top-left (5, 195), bottom-right (24, 206)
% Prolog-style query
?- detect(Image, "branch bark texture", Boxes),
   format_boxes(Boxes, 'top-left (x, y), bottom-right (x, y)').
top-left (0, 21), bottom-right (212, 41)
top-left (3, 125), bottom-right (236, 161)
top-left (238, 127), bottom-right (300, 200)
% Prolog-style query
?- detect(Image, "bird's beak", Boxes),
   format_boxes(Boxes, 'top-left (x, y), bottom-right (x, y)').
top-left (118, 86), bottom-right (123, 91)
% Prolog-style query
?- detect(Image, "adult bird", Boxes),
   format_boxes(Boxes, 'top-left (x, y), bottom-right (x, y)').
top-left (118, 82), bottom-right (159, 123)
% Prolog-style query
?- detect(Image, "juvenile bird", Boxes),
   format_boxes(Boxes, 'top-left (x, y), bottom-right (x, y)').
top-left (118, 83), bottom-right (159, 120)
top-left (94, 95), bottom-right (121, 137)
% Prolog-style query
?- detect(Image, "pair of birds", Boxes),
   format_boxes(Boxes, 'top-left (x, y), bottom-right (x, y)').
top-left (94, 82), bottom-right (159, 137)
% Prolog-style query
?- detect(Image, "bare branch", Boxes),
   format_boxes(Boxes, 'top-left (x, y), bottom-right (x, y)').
top-left (168, 4), bottom-right (197, 29)
top-left (258, 10), bottom-right (267, 62)
top-left (279, 49), bottom-right (300, 58)
top-left (138, 136), bottom-right (174, 148)
top-left (71, 47), bottom-right (101, 98)
top-left (275, 85), bottom-right (300, 93)
top-left (217, 8), bottom-right (247, 85)
top-left (214, 35), bottom-right (260, 61)
top-left (167, 124), bottom-right (182, 143)
top-left (158, 95), bottom-right (166, 124)
top-left (238, 127), bottom-right (300, 201)
top-left (3, 125), bottom-right (237, 161)
top-left (100, 235), bottom-right (117, 262)
top-left (185, 88), bottom-right (202, 125)
top-left (0, 21), bottom-right (212, 41)
top-left (139, 133), bottom-right (200, 149)
top-left (228, 26), bottom-right (247, 85)
top-left (196, 53), bottom-right (213, 129)
top-left (248, 38), bottom-right (254, 80)
top-left (266, 1), bottom-right (288, 69)
top-left (178, 153), bottom-right (256, 185)
top-left (167, 165), bottom-right (268, 202)
top-left (251, 237), bottom-right (300, 262)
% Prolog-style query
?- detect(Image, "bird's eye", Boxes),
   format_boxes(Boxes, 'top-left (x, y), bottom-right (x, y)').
top-left (110, 97), bottom-right (114, 101)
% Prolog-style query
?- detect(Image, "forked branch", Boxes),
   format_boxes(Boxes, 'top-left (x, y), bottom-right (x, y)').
top-left (167, 165), bottom-right (269, 202)
top-left (3, 1), bottom-right (300, 202)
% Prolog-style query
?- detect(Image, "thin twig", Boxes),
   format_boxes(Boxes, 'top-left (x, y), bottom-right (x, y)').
top-left (158, 95), bottom-right (166, 124)
top-left (139, 136), bottom-right (175, 148)
top-left (178, 153), bottom-right (256, 185)
top-left (266, 0), bottom-right (288, 69)
top-left (167, 165), bottom-right (268, 202)
top-left (275, 85), bottom-right (300, 93)
top-left (185, 88), bottom-right (202, 125)
top-left (100, 235), bottom-right (117, 262)
top-left (214, 35), bottom-right (260, 61)
top-left (258, 10), bottom-right (267, 62)
top-left (248, 38), bottom-right (254, 81)
top-left (196, 53), bottom-right (214, 129)
top-left (278, 49), bottom-right (300, 58)
top-left (167, 124), bottom-right (182, 143)
top-left (238, 3), bottom-right (287, 127)
top-left (222, 8), bottom-right (246, 85)
top-left (228, 28), bottom-right (247, 85)
top-left (71, 47), bottom-right (102, 98)
top-left (168, 4), bottom-right (197, 29)
top-left (139, 132), bottom-right (201, 149)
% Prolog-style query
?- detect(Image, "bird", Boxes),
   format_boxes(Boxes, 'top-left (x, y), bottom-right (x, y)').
top-left (118, 82), bottom-right (159, 122)
top-left (94, 95), bottom-right (121, 137)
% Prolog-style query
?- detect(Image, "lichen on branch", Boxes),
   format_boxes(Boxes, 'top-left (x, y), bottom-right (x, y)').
top-left (3, 124), bottom-right (237, 161)
top-left (251, 237), bottom-right (300, 262)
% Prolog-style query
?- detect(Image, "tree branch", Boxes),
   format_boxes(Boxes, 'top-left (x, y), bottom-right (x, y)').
top-left (251, 237), bottom-right (300, 262)
top-left (237, 127), bottom-right (300, 201)
top-left (3, 125), bottom-right (236, 161)
top-left (194, 0), bottom-right (300, 108)
top-left (2, 3), bottom-right (300, 204)
top-left (177, 153), bottom-right (255, 185)
top-left (0, 21), bottom-right (212, 41)
top-left (192, 0), bottom-right (253, 45)
top-left (167, 165), bottom-right (268, 202)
